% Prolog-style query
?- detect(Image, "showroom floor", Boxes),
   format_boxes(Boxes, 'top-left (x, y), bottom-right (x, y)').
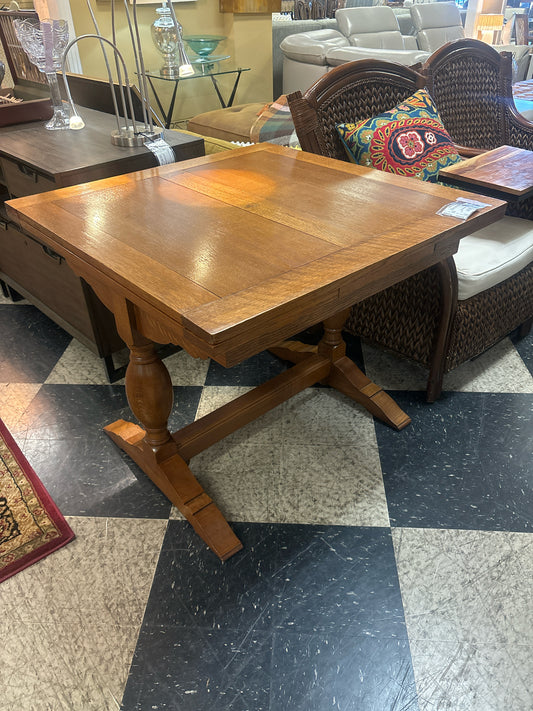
top-left (0, 289), bottom-right (531, 711)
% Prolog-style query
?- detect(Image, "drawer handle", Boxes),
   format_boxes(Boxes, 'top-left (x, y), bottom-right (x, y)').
top-left (17, 164), bottom-right (38, 182)
top-left (41, 244), bottom-right (64, 264)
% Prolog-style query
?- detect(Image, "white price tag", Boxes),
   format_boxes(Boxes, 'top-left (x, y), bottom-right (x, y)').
top-left (437, 197), bottom-right (491, 220)
top-left (144, 137), bottom-right (175, 166)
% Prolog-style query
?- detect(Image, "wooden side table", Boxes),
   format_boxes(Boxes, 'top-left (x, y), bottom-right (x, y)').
top-left (439, 145), bottom-right (533, 202)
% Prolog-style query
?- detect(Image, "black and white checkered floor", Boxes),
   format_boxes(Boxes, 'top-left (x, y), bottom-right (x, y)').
top-left (1, 291), bottom-right (532, 711)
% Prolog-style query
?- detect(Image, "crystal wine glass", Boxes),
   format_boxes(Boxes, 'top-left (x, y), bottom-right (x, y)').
top-left (13, 18), bottom-right (70, 130)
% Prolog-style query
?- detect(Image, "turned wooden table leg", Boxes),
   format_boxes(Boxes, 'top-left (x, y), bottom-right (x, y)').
top-left (125, 337), bottom-right (174, 457)
top-left (317, 309), bottom-right (350, 362)
top-left (104, 329), bottom-right (243, 561)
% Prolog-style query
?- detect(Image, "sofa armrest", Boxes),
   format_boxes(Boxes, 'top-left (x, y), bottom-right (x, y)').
top-left (493, 44), bottom-right (532, 82)
top-left (280, 29), bottom-right (349, 65)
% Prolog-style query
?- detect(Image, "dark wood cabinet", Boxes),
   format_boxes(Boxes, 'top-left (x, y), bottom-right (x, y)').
top-left (0, 109), bottom-right (204, 379)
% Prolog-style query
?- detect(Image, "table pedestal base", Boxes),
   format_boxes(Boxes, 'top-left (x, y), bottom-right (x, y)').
top-left (104, 309), bottom-right (410, 560)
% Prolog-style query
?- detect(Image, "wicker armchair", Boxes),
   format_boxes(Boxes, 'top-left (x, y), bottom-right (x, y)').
top-left (287, 39), bottom-right (533, 400)
top-left (425, 40), bottom-right (533, 223)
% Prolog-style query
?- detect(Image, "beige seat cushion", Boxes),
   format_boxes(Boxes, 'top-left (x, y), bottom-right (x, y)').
top-left (455, 216), bottom-right (533, 300)
top-left (187, 103), bottom-right (266, 143)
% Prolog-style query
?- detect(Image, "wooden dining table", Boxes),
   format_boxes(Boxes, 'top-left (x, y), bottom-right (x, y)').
top-left (6, 143), bottom-right (507, 560)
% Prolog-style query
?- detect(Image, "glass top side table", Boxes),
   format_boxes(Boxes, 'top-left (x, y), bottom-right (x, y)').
top-left (142, 64), bottom-right (251, 129)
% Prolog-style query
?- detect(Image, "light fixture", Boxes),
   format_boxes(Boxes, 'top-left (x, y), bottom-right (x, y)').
top-left (476, 13), bottom-right (504, 43)
top-left (60, 0), bottom-right (175, 165)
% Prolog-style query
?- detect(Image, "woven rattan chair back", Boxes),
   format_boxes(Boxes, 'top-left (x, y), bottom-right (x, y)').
top-left (424, 39), bottom-right (512, 150)
top-left (287, 59), bottom-right (424, 162)
top-left (288, 38), bottom-right (533, 156)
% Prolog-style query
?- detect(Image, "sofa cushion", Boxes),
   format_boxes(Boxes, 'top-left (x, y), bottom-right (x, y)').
top-left (326, 46), bottom-right (429, 67)
top-left (336, 6), bottom-right (401, 37)
top-left (410, 3), bottom-right (465, 53)
top-left (336, 88), bottom-right (461, 182)
top-left (336, 6), bottom-right (406, 50)
top-left (454, 216), bottom-right (533, 300)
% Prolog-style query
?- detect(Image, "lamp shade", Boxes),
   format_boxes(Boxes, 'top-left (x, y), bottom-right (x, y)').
top-left (477, 13), bottom-right (504, 30)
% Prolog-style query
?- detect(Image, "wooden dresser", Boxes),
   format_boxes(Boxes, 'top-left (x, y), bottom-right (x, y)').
top-left (0, 108), bottom-right (204, 379)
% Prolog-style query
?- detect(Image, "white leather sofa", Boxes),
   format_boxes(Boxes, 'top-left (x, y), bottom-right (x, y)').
top-left (280, 3), bottom-right (533, 95)
top-left (280, 6), bottom-right (430, 94)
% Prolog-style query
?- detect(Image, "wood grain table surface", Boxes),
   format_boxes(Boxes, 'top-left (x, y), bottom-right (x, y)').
top-left (439, 144), bottom-right (533, 199)
top-left (6, 143), bottom-right (507, 559)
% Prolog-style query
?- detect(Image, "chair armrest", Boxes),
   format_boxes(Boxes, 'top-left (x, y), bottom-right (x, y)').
top-left (454, 144), bottom-right (487, 158)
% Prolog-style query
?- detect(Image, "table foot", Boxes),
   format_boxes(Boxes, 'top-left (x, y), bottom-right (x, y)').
top-left (325, 356), bottom-right (411, 430)
top-left (270, 314), bottom-right (411, 431)
top-left (104, 419), bottom-right (243, 561)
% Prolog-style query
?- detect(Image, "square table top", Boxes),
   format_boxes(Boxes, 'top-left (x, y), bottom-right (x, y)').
top-left (6, 143), bottom-right (506, 366)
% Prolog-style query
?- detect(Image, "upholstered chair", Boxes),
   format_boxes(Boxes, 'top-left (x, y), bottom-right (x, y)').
top-left (411, 3), bottom-right (532, 80)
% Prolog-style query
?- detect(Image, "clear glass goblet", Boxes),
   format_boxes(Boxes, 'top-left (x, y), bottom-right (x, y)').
top-left (13, 18), bottom-right (70, 130)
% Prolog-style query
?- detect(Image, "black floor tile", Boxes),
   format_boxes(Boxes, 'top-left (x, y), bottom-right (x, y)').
top-left (122, 522), bottom-right (414, 710)
top-left (143, 522), bottom-right (406, 636)
top-left (375, 391), bottom-right (533, 531)
top-left (122, 627), bottom-right (273, 711)
top-left (205, 350), bottom-right (289, 387)
top-left (14, 384), bottom-right (203, 518)
top-left (0, 304), bottom-right (71, 382)
top-left (122, 628), bottom-right (419, 711)
top-left (270, 633), bottom-right (419, 711)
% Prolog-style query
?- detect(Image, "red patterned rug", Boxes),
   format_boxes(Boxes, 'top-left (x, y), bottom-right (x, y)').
top-left (0, 417), bottom-right (75, 583)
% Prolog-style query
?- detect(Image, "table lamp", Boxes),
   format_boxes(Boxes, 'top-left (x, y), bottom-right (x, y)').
top-left (476, 13), bottom-right (504, 43)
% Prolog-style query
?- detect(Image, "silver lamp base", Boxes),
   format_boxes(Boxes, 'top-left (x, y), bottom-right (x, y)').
top-left (111, 126), bottom-right (164, 147)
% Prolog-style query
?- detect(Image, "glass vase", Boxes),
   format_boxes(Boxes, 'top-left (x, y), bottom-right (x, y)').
top-left (13, 18), bottom-right (70, 130)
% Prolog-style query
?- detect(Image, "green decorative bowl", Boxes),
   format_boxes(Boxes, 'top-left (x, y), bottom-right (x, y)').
top-left (184, 35), bottom-right (226, 59)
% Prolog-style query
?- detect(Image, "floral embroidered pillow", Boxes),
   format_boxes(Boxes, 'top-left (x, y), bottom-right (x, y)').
top-left (336, 88), bottom-right (461, 182)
